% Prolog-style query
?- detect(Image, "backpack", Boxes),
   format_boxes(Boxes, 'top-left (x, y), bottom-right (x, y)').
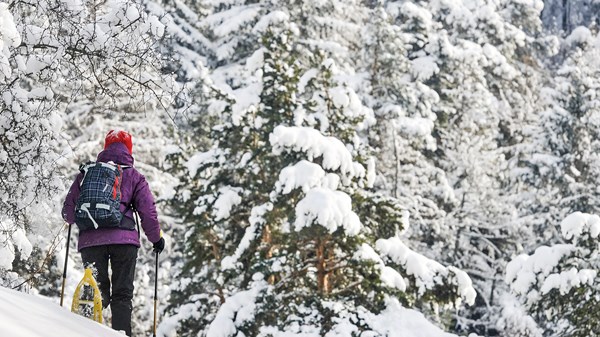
top-left (75, 161), bottom-right (128, 231)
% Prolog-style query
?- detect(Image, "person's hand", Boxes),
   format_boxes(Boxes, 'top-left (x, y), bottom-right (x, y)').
top-left (153, 237), bottom-right (165, 254)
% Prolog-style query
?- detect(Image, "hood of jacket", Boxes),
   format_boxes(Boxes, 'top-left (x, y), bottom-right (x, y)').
top-left (97, 142), bottom-right (135, 166)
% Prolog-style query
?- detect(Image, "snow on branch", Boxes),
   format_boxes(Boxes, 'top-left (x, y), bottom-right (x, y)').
top-left (273, 160), bottom-right (340, 196)
top-left (354, 243), bottom-right (407, 291)
top-left (0, 4), bottom-right (21, 81)
top-left (212, 186), bottom-right (243, 221)
top-left (506, 212), bottom-right (600, 302)
top-left (252, 11), bottom-right (290, 33)
top-left (269, 125), bottom-right (365, 179)
top-left (560, 211), bottom-right (600, 243)
top-left (0, 219), bottom-right (33, 270)
top-left (505, 245), bottom-right (575, 298)
top-left (376, 237), bottom-right (476, 305)
top-left (206, 274), bottom-right (268, 337)
top-left (539, 268), bottom-right (596, 296)
top-left (186, 148), bottom-right (226, 178)
top-left (294, 188), bottom-right (362, 236)
top-left (221, 203), bottom-right (273, 271)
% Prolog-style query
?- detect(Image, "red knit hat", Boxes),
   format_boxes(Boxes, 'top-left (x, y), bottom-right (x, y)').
top-left (104, 130), bottom-right (133, 154)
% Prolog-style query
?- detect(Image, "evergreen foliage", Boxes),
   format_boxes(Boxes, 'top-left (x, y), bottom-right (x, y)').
top-left (506, 212), bottom-right (600, 337)
top-left (163, 19), bottom-right (475, 336)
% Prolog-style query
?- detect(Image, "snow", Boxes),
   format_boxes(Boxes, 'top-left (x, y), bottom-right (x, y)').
top-left (253, 10), bottom-right (290, 33)
top-left (376, 237), bottom-right (476, 305)
top-left (411, 56), bottom-right (439, 81)
top-left (221, 202), bottom-right (273, 270)
top-left (0, 286), bottom-right (125, 336)
top-left (200, 281), bottom-right (460, 337)
top-left (270, 126), bottom-right (365, 179)
top-left (496, 295), bottom-right (543, 337)
top-left (506, 212), bottom-right (600, 302)
top-left (565, 26), bottom-right (593, 46)
top-left (354, 243), bottom-right (407, 291)
top-left (560, 211), bottom-right (600, 242)
top-left (364, 297), bottom-right (458, 337)
top-left (206, 274), bottom-right (267, 337)
top-left (0, 220), bottom-right (32, 269)
top-left (394, 116), bottom-right (435, 138)
top-left (505, 244), bottom-right (575, 296)
top-left (274, 160), bottom-right (340, 195)
top-left (294, 188), bottom-right (362, 236)
top-left (0, 3), bottom-right (21, 81)
top-left (539, 268), bottom-right (596, 295)
top-left (212, 186), bottom-right (243, 221)
top-left (186, 149), bottom-right (224, 177)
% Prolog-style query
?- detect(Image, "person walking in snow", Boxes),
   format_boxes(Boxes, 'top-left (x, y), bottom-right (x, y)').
top-left (62, 130), bottom-right (165, 336)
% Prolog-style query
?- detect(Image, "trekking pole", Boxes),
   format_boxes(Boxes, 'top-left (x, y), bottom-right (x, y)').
top-left (153, 250), bottom-right (159, 337)
top-left (60, 223), bottom-right (72, 307)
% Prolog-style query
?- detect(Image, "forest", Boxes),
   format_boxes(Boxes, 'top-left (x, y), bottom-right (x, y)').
top-left (1, 0), bottom-right (600, 336)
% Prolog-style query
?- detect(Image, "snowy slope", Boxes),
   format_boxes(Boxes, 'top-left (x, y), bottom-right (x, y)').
top-left (0, 286), bottom-right (124, 337)
top-left (1, 283), bottom-right (457, 337)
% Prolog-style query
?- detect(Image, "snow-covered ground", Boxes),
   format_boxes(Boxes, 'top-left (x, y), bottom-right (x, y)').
top-left (2, 283), bottom-right (459, 337)
top-left (0, 285), bottom-right (124, 336)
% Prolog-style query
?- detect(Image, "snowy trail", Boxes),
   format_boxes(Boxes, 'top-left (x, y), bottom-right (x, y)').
top-left (0, 286), bottom-right (124, 337)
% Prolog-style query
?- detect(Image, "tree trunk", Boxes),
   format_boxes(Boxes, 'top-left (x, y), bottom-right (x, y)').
top-left (316, 236), bottom-right (331, 294)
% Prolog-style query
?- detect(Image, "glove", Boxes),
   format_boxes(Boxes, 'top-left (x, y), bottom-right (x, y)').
top-left (153, 237), bottom-right (165, 254)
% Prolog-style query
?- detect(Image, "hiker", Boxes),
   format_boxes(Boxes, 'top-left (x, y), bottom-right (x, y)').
top-left (61, 130), bottom-right (165, 336)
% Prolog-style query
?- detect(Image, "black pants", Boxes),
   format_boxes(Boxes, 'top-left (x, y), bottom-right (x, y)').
top-left (80, 244), bottom-right (138, 336)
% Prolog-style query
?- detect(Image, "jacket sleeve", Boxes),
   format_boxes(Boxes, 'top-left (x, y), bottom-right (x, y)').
top-left (132, 173), bottom-right (161, 244)
top-left (62, 173), bottom-right (83, 225)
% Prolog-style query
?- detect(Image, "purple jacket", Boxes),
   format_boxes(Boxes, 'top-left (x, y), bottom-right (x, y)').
top-left (62, 142), bottom-right (161, 251)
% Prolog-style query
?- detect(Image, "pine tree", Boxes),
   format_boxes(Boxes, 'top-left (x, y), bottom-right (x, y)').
top-left (363, 4), bottom-right (452, 253)
top-left (506, 212), bottom-right (600, 337)
top-left (515, 27), bottom-right (600, 241)
top-left (361, 1), bottom-right (544, 334)
top-left (163, 11), bottom-right (476, 333)
top-left (505, 27), bottom-right (600, 337)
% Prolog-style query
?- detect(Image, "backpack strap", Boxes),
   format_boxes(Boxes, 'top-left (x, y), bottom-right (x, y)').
top-left (119, 165), bottom-right (138, 235)
top-left (80, 203), bottom-right (100, 229)
top-left (134, 208), bottom-right (141, 240)
top-left (126, 204), bottom-right (142, 239)
top-left (78, 161), bottom-right (125, 186)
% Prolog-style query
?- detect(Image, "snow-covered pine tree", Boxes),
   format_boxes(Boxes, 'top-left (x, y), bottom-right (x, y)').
top-left (162, 12), bottom-right (476, 334)
top-left (503, 27), bottom-right (600, 337)
top-left (362, 1), bottom-right (545, 335)
top-left (514, 27), bottom-right (600, 243)
top-left (285, 0), bottom-right (367, 68)
top-left (541, 0), bottom-right (600, 34)
top-left (506, 212), bottom-right (600, 337)
top-left (362, 3), bottom-right (452, 258)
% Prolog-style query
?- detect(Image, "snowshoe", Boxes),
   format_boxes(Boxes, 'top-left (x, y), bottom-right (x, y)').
top-left (71, 268), bottom-right (103, 323)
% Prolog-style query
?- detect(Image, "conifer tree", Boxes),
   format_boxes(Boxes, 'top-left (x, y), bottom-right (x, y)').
top-left (514, 27), bottom-right (600, 243)
top-left (361, 1), bottom-right (545, 334)
top-left (504, 27), bottom-right (600, 337)
top-left (506, 212), bottom-right (600, 337)
top-left (162, 18), bottom-right (476, 335)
